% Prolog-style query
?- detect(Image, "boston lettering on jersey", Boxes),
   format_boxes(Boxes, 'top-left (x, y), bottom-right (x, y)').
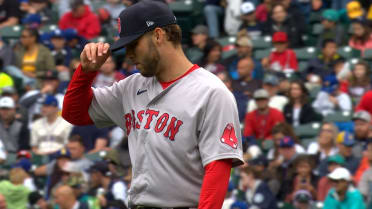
top-left (124, 109), bottom-right (184, 141)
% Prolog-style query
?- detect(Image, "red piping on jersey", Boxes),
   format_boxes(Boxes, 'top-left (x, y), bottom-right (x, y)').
top-left (62, 64), bottom-right (96, 125)
top-left (159, 64), bottom-right (199, 89)
top-left (199, 159), bottom-right (232, 209)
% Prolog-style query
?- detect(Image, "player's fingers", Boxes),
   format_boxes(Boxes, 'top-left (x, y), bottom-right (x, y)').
top-left (84, 44), bottom-right (92, 61)
top-left (90, 44), bottom-right (97, 63)
top-left (97, 42), bottom-right (104, 56)
top-left (103, 43), bottom-right (110, 54)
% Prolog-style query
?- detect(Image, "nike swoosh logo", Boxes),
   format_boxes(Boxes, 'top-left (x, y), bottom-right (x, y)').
top-left (137, 89), bottom-right (147, 95)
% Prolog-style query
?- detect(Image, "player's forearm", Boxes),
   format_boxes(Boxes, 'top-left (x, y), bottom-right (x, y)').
top-left (198, 159), bottom-right (232, 209)
top-left (62, 64), bottom-right (97, 125)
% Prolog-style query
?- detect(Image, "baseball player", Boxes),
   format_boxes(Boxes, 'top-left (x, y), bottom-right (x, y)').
top-left (62, 0), bottom-right (244, 208)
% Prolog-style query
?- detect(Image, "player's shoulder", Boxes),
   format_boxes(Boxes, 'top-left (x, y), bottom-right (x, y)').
top-left (189, 67), bottom-right (229, 91)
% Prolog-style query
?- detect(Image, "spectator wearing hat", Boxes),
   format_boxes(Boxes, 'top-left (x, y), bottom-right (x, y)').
top-left (0, 194), bottom-right (6, 209)
top-left (247, 74), bottom-right (288, 113)
top-left (30, 95), bottom-right (72, 155)
top-left (198, 39), bottom-right (226, 75)
top-left (352, 110), bottom-right (372, 159)
top-left (0, 96), bottom-right (30, 153)
top-left (87, 161), bottom-right (127, 209)
top-left (346, 1), bottom-right (364, 20)
top-left (307, 122), bottom-right (339, 162)
top-left (59, 0), bottom-right (101, 40)
top-left (185, 25), bottom-right (209, 63)
top-left (0, 0), bottom-right (22, 28)
top-left (335, 131), bottom-right (361, 175)
top-left (239, 166), bottom-right (278, 209)
top-left (284, 81), bottom-right (323, 127)
top-left (262, 3), bottom-right (305, 48)
top-left (49, 29), bottom-right (72, 73)
top-left (222, 34), bottom-right (264, 81)
top-left (349, 18), bottom-right (372, 56)
top-left (1, 86), bottom-right (28, 124)
top-left (293, 190), bottom-right (314, 209)
top-left (313, 75), bottom-right (352, 116)
top-left (317, 9), bottom-right (347, 48)
top-left (93, 55), bottom-right (125, 88)
top-left (243, 89), bottom-right (284, 141)
top-left (28, 191), bottom-right (52, 209)
top-left (317, 154), bottom-right (345, 201)
top-left (53, 185), bottom-right (89, 209)
top-left (12, 158), bottom-right (36, 191)
top-left (324, 167), bottom-right (366, 209)
top-left (238, 2), bottom-right (262, 40)
top-left (262, 31), bottom-right (298, 73)
top-left (223, 0), bottom-right (242, 36)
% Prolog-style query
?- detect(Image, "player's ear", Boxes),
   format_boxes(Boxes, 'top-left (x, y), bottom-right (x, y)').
top-left (152, 27), bottom-right (165, 45)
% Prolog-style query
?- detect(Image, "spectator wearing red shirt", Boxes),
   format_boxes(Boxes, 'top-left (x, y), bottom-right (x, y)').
top-left (356, 90), bottom-right (372, 116)
top-left (262, 32), bottom-right (298, 73)
top-left (59, 0), bottom-right (101, 40)
top-left (243, 89), bottom-right (284, 141)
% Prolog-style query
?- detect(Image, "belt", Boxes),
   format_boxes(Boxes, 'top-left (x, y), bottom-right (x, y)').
top-left (133, 206), bottom-right (189, 209)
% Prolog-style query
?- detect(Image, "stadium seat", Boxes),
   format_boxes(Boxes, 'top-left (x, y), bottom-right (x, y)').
top-left (294, 47), bottom-right (317, 61)
top-left (301, 138), bottom-right (316, 149)
top-left (337, 46), bottom-right (361, 59)
top-left (363, 49), bottom-right (372, 60)
top-left (294, 123), bottom-right (321, 139)
top-left (254, 48), bottom-right (272, 60)
top-left (40, 24), bottom-right (58, 34)
top-left (298, 61), bottom-right (308, 73)
top-left (222, 49), bottom-right (237, 60)
top-left (323, 111), bottom-right (352, 122)
top-left (252, 36), bottom-right (272, 50)
top-left (216, 36), bottom-right (236, 47)
top-left (0, 25), bottom-right (23, 44)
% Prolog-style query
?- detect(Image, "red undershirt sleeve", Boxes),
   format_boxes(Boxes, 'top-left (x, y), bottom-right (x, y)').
top-left (62, 64), bottom-right (98, 125)
top-left (198, 159), bottom-right (232, 209)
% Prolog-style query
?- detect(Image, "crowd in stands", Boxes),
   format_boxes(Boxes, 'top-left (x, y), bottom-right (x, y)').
top-left (0, 0), bottom-right (372, 208)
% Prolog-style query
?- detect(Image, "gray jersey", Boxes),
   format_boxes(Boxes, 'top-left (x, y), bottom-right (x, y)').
top-left (88, 67), bottom-right (244, 207)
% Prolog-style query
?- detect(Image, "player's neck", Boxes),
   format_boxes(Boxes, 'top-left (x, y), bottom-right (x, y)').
top-left (156, 47), bottom-right (194, 82)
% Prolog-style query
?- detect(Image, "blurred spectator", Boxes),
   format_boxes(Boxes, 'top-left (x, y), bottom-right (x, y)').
top-left (239, 166), bottom-right (278, 209)
top-left (93, 55), bottom-right (125, 88)
top-left (239, 2), bottom-right (262, 39)
top-left (87, 161), bottom-right (127, 209)
top-left (243, 89), bottom-right (284, 141)
top-left (119, 55), bottom-right (139, 77)
top-left (317, 9), bottom-right (347, 47)
top-left (0, 194), bottom-right (6, 209)
top-left (70, 125), bottom-right (110, 153)
top-left (0, 96), bottom-right (30, 152)
top-left (356, 90), bottom-right (372, 116)
top-left (287, 155), bottom-right (318, 202)
top-left (0, 39), bottom-right (15, 67)
top-left (222, 35), bottom-right (263, 80)
top-left (349, 18), bottom-right (372, 55)
top-left (59, 0), bottom-right (101, 40)
top-left (198, 39), bottom-right (225, 74)
top-left (224, 0), bottom-right (242, 36)
top-left (247, 74), bottom-right (288, 112)
top-left (255, 0), bottom-right (271, 23)
top-left (262, 3), bottom-right (305, 48)
top-left (0, 0), bottom-right (22, 28)
top-left (335, 131), bottom-right (361, 174)
top-left (58, 0), bottom-right (93, 18)
top-left (203, 0), bottom-right (224, 38)
top-left (317, 154), bottom-right (345, 201)
top-left (12, 158), bottom-right (36, 191)
top-left (283, 81), bottom-right (322, 127)
top-left (262, 32), bottom-right (298, 73)
top-left (307, 122), bottom-right (339, 161)
top-left (28, 191), bottom-right (52, 209)
top-left (53, 185), bottom-right (89, 209)
top-left (30, 95), bottom-right (72, 155)
top-left (343, 61), bottom-right (371, 103)
top-left (324, 167), bottom-right (365, 209)
top-left (346, 1), bottom-right (364, 20)
top-left (14, 28), bottom-right (56, 87)
top-left (22, 13), bottom-right (42, 29)
top-left (103, 0), bottom-right (126, 27)
top-left (308, 0), bottom-right (325, 25)
top-left (185, 25), bottom-right (209, 63)
top-left (268, 122), bottom-right (305, 162)
top-left (292, 190), bottom-right (315, 209)
top-left (232, 57), bottom-right (262, 97)
top-left (24, 0), bottom-right (54, 24)
top-left (49, 29), bottom-right (72, 73)
top-left (2, 86), bottom-right (28, 124)
top-left (0, 168), bottom-right (31, 209)
top-left (305, 39), bottom-right (343, 80)
top-left (358, 140), bottom-right (372, 207)
top-left (313, 75), bottom-right (352, 116)
top-left (352, 111), bottom-right (372, 159)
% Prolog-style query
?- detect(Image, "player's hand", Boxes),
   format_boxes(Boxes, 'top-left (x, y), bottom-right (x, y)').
top-left (81, 42), bottom-right (111, 72)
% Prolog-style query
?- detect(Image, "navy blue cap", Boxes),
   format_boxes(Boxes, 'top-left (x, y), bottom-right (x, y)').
top-left (12, 158), bottom-right (32, 172)
top-left (53, 148), bottom-right (71, 159)
top-left (248, 155), bottom-right (268, 167)
top-left (279, 136), bottom-right (295, 148)
top-left (43, 95), bottom-right (58, 107)
top-left (110, 0), bottom-right (177, 51)
top-left (50, 29), bottom-right (64, 39)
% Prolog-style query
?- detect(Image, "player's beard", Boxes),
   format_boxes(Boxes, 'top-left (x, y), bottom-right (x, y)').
top-left (139, 39), bottom-right (161, 77)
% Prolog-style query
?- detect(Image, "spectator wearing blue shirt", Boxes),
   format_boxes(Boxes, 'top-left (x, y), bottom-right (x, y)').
top-left (70, 125), bottom-right (110, 153)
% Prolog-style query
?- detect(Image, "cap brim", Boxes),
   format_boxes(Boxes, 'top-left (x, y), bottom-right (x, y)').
top-left (110, 33), bottom-right (143, 52)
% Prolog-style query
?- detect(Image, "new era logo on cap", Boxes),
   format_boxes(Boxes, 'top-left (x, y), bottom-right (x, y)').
top-left (146, 21), bottom-right (154, 27)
